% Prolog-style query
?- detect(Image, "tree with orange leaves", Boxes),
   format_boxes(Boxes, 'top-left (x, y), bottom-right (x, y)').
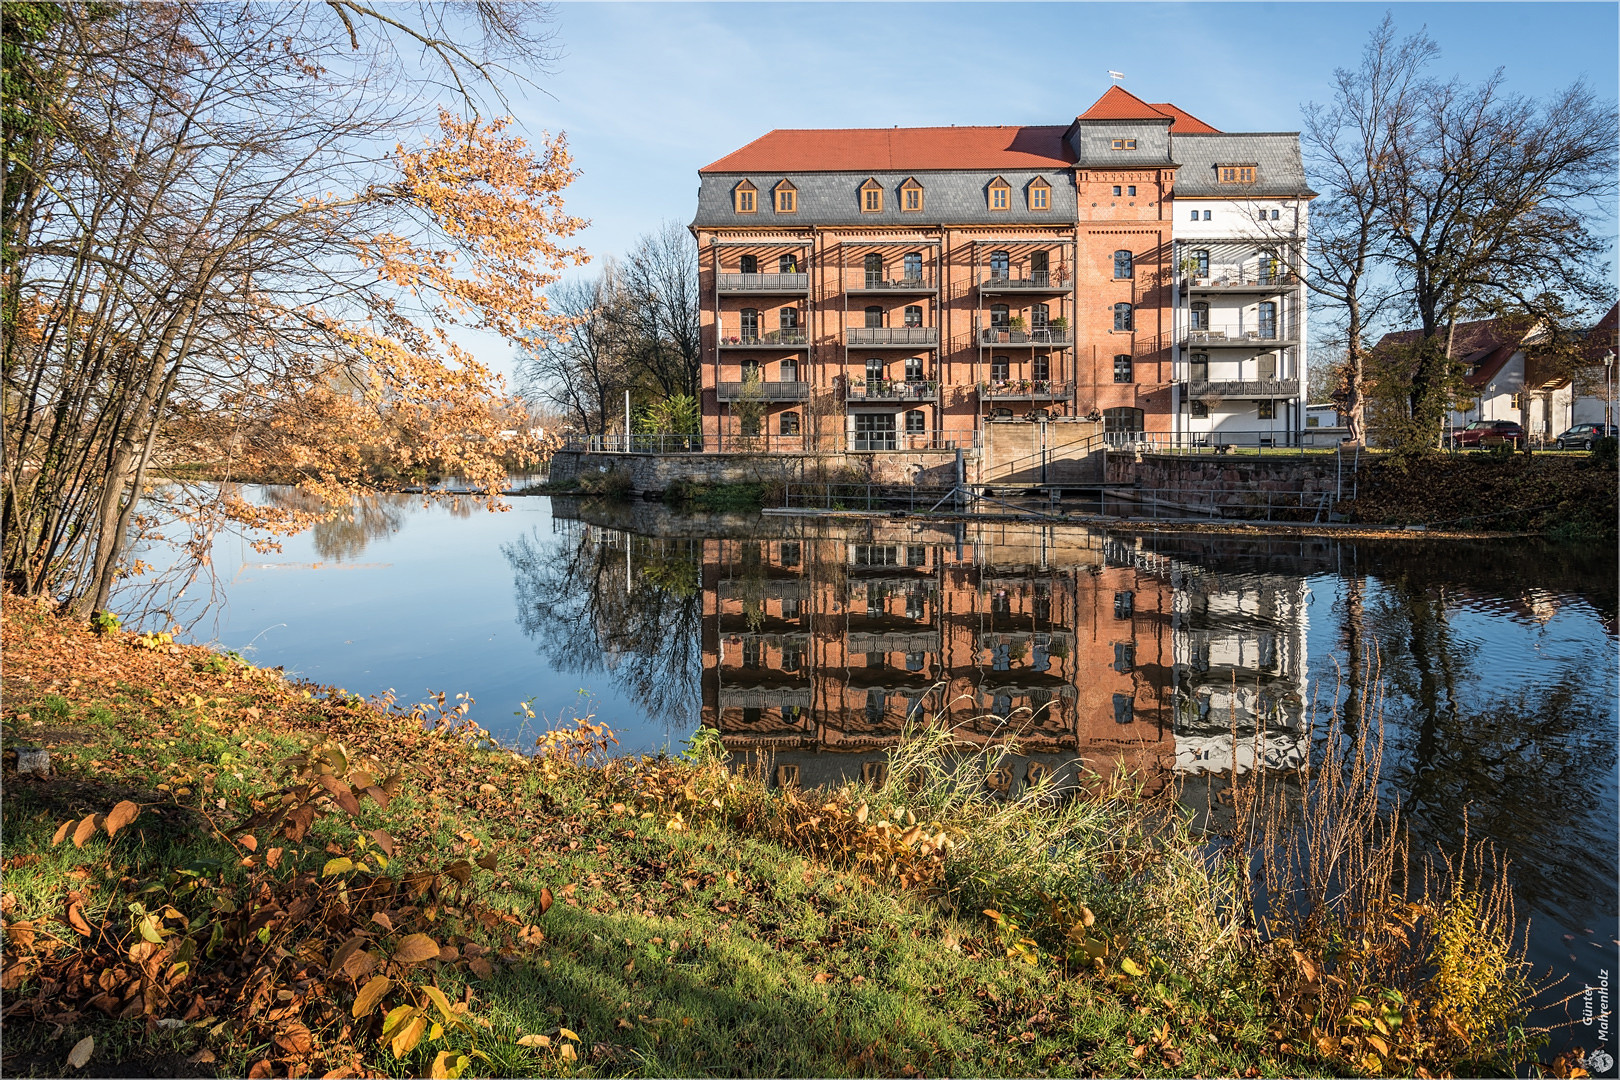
top-left (1, 4), bottom-right (586, 615)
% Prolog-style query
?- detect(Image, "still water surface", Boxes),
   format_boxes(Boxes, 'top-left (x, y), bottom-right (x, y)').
top-left (123, 488), bottom-right (1618, 1060)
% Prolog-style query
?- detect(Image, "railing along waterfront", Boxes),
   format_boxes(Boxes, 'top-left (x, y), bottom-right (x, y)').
top-left (1100, 429), bottom-right (1341, 455)
top-left (562, 429), bottom-right (980, 454)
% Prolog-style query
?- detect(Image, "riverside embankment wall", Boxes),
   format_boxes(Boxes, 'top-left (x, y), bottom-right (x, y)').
top-left (1103, 450), bottom-right (1360, 514)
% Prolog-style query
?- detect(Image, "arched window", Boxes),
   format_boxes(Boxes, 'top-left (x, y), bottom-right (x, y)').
top-left (779, 254), bottom-right (798, 273)
top-left (904, 356), bottom-right (924, 381)
top-left (865, 357), bottom-right (885, 382)
top-left (905, 409), bottom-right (926, 434)
top-left (740, 308), bottom-right (760, 339)
top-left (989, 250), bottom-right (1010, 279)
top-left (1113, 303), bottom-right (1134, 331)
top-left (903, 252), bottom-right (922, 281)
top-left (1032, 355), bottom-right (1049, 381)
top-left (903, 305), bottom-right (922, 328)
top-left (739, 254), bottom-right (757, 274)
top-left (1103, 407), bottom-right (1144, 433)
top-left (1031, 303), bottom-right (1049, 330)
top-left (779, 411), bottom-right (801, 436)
top-left (990, 355), bottom-right (1010, 381)
top-left (779, 307), bottom-right (799, 331)
top-left (863, 252), bottom-right (883, 288)
top-left (990, 304), bottom-right (1010, 327)
top-left (1113, 250), bottom-right (1133, 279)
top-left (1190, 302), bottom-right (1209, 330)
top-left (864, 305), bottom-right (883, 328)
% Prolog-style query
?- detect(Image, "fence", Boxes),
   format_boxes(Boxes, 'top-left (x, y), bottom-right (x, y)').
top-left (1099, 484), bottom-right (1338, 524)
top-left (1102, 429), bottom-right (1337, 456)
top-left (562, 430), bottom-right (981, 455)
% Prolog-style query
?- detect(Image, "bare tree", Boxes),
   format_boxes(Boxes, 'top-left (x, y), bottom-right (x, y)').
top-left (612, 221), bottom-right (703, 401)
top-left (1299, 15), bottom-right (1437, 444)
top-left (518, 269), bottom-right (630, 436)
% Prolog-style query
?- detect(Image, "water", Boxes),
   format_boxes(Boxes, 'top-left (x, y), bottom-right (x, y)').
top-left (120, 488), bottom-right (1618, 1062)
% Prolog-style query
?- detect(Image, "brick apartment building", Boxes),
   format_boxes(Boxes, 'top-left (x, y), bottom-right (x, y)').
top-left (690, 87), bottom-right (1313, 451)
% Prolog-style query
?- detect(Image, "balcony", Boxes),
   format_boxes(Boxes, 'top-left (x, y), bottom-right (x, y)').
top-left (718, 272), bottom-right (810, 294)
top-left (717, 379), bottom-right (810, 402)
top-left (978, 327), bottom-right (1072, 347)
top-left (718, 330), bottom-right (810, 349)
top-left (979, 380), bottom-right (1070, 401)
top-left (848, 631), bottom-right (941, 653)
top-left (1183, 270), bottom-right (1297, 294)
top-left (979, 273), bottom-right (1067, 293)
top-left (846, 378), bottom-right (940, 402)
top-left (846, 326), bottom-right (938, 348)
top-left (1183, 326), bottom-right (1299, 348)
top-left (848, 275), bottom-right (937, 295)
top-left (1185, 378), bottom-right (1300, 399)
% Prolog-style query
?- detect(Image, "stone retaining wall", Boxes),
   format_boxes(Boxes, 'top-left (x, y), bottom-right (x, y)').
top-left (550, 448), bottom-right (960, 494)
top-left (1104, 450), bottom-right (1360, 512)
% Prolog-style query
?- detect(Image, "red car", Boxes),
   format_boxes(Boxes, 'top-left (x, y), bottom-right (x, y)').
top-left (1447, 420), bottom-right (1524, 448)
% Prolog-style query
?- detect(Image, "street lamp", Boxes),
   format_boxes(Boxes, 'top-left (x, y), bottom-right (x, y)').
top-left (1605, 351), bottom-right (1615, 430)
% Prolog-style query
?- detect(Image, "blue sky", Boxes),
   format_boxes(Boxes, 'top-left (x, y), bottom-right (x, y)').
top-left (482, 2), bottom-right (1617, 380)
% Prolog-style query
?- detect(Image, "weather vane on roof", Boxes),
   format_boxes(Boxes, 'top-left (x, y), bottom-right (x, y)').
top-left (1107, 70), bottom-right (1125, 85)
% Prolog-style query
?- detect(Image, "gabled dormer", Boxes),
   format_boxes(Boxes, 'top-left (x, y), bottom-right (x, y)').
top-left (859, 177), bottom-right (884, 213)
top-left (899, 177), bottom-right (924, 212)
top-left (1027, 176), bottom-right (1051, 211)
top-left (773, 179), bottom-right (797, 213)
top-left (733, 180), bottom-right (757, 214)
top-left (987, 176), bottom-right (1011, 211)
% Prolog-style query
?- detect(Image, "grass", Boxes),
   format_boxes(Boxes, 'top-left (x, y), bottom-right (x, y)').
top-left (0, 596), bottom-right (1544, 1078)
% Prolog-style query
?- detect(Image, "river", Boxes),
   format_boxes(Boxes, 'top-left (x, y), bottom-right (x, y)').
top-left (119, 487), bottom-right (1618, 1063)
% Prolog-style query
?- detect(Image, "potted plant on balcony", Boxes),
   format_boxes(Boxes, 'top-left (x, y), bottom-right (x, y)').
top-left (1050, 316), bottom-right (1068, 334)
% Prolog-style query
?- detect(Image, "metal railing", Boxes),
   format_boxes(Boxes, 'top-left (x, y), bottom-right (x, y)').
top-left (1099, 483), bottom-right (1338, 523)
top-left (978, 327), bottom-right (1073, 346)
top-left (979, 273), bottom-right (1064, 291)
top-left (1101, 429), bottom-right (1335, 455)
top-left (848, 430), bottom-right (979, 452)
top-left (846, 326), bottom-right (939, 347)
top-left (1183, 325), bottom-right (1298, 346)
top-left (717, 380), bottom-right (810, 402)
top-left (846, 379), bottom-right (940, 401)
top-left (1184, 378), bottom-right (1300, 398)
top-left (718, 272), bottom-right (810, 292)
top-left (718, 330), bottom-right (810, 347)
top-left (1184, 271), bottom-right (1297, 290)
top-left (850, 275), bottom-right (936, 292)
top-left (980, 380), bottom-right (1070, 400)
top-left (561, 430), bottom-right (979, 454)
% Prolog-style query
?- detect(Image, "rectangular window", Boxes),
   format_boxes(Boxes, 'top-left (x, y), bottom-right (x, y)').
top-left (1203, 210), bottom-right (1212, 221)
top-left (991, 187), bottom-right (1009, 209)
top-left (904, 187), bottom-right (921, 210)
top-left (1113, 354), bottom-right (1133, 383)
top-left (1219, 166), bottom-right (1256, 184)
top-left (1271, 209), bottom-right (1280, 220)
top-left (1032, 355), bottom-right (1049, 380)
top-left (1113, 642), bottom-right (1134, 672)
top-left (1110, 139), bottom-right (1138, 150)
top-left (1257, 400), bottom-right (1276, 420)
top-left (1190, 209), bottom-right (1198, 220)
top-left (776, 188), bottom-right (795, 212)
top-left (1190, 399), bottom-right (1209, 418)
top-left (1127, 185), bottom-right (1137, 196)
top-left (1030, 186), bottom-right (1048, 210)
top-left (853, 413), bottom-right (897, 452)
top-left (864, 189), bottom-right (880, 211)
top-left (1112, 185), bottom-right (1121, 196)
top-left (737, 190), bottom-right (755, 212)
top-left (906, 544), bottom-right (926, 566)
top-left (780, 541), bottom-right (801, 567)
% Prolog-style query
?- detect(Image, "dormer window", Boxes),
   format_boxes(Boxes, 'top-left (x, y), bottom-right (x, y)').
top-left (1028, 177), bottom-right (1051, 211)
top-left (734, 180), bottom-right (757, 213)
top-left (774, 180), bottom-right (797, 213)
top-left (988, 177), bottom-right (1011, 211)
top-left (1219, 165), bottom-right (1257, 184)
top-left (1110, 139), bottom-right (1138, 150)
top-left (860, 178), bottom-right (884, 212)
top-left (900, 177), bottom-right (924, 212)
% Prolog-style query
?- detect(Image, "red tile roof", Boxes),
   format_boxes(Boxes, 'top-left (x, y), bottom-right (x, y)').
top-left (1580, 303), bottom-right (1619, 364)
top-left (1073, 87), bottom-right (1221, 133)
top-left (699, 125), bottom-right (1073, 174)
top-left (1373, 319), bottom-right (1526, 387)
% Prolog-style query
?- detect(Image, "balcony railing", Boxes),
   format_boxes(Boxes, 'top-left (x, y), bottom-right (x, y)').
top-left (979, 273), bottom-right (1065, 292)
top-left (1184, 270), bottom-right (1297, 292)
top-left (846, 326), bottom-right (938, 347)
top-left (718, 330), bottom-right (810, 348)
top-left (1185, 378), bottom-right (1300, 399)
top-left (718, 272), bottom-right (809, 293)
top-left (980, 380), bottom-right (1070, 400)
top-left (846, 379), bottom-right (939, 401)
top-left (849, 275), bottom-right (936, 293)
top-left (978, 327), bottom-right (1072, 346)
top-left (1184, 326), bottom-right (1298, 347)
top-left (717, 380), bottom-right (810, 402)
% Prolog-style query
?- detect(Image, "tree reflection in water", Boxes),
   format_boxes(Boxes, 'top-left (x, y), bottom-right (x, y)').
top-left (504, 522), bottom-right (702, 732)
top-left (260, 487), bottom-right (409, 562)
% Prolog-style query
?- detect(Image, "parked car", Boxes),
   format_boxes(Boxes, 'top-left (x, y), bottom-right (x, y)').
top-left (1447, 420), bottom-right (1524, 448)
top-left (1554, 423), bottom-right (1618, 450)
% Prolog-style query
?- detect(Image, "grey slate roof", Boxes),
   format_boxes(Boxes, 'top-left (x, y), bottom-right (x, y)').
top-left (692, 170), bottom-right (1079, 229)
top-left (1067, 119), bottom-right (1176, 168)
top-left (1169, 134), bottom-right (1316, 198)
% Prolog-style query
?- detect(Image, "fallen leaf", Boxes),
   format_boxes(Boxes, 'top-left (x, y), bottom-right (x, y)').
top-left (66, 1036), bottom-right (94, 1070)
top-left (352, 975), bottom-right (392, 1018)
top-left (104, 801), bottom-right (139, 837)
top-left (394, 933), bottom-right (440, 964)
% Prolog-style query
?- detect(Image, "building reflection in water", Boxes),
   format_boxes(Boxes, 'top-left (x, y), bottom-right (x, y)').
top-left (699, 520), bottom-right (1308, 792)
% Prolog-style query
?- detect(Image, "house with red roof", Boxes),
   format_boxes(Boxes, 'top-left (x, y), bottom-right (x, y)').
top-left (689, 87), bottom-right (1312, 461)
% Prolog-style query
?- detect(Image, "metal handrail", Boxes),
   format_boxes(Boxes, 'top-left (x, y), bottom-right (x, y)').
top-left (979, 380), bottom-right (1070, 398)
top-left (846, 379), bottom-right (940, 401)
top-left (717, 380), bottom-right (810, 402)
top-left (978, 328), bottom-right (1073, 346)
top-left (719, 330), bottom-right (810, 347)
top-left (718, 272), bottom-right (810, 291)
top-left (851, 276), bottom-right (935, 291)
top-left (847, 327), bottom-right (939, 346)
top-left (1184, 326), bottom-right (1298, 345)
top-left (1185, 378), bottom-right (1300, 398)
top-left (979, 273), bottom-right (1063, 290)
